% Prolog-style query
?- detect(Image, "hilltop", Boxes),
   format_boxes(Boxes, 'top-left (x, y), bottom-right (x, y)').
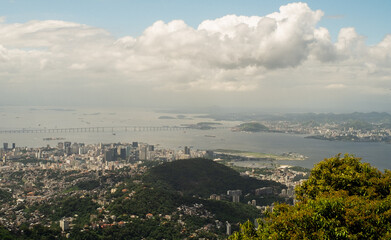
top-left (143, 158), bottom-right (283, 197)
top-left (233, 122), bottom-right (269, 132)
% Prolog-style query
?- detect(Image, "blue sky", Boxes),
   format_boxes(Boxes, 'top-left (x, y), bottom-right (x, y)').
top-left (1, 0), bottom-right (390, 44)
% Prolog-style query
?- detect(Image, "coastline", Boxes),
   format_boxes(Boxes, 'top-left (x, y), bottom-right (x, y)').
top-left (214, 149), bottom-right (307, 161)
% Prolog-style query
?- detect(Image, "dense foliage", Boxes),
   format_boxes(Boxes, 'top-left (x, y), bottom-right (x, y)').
top-left (144, 158), bottom-right (282, 197)
top-left (296, 154), bottom-right (391, 201)
top-left (0, 225), bottom-right (63, 240)
top-left (0, 226), bottom-right (19, 240)
top-left (75, 179), bottom-right (101, 191)
top-left (230, 154), bottom-right (391, 239)
top-left (0, 189), bottom-right (13, 203)
top-left (33, 195), bottom-right (98, 225)
top-left (109, 185), bottom-right (182, 216)
top-left (70, 219), bottom-right (183, 240)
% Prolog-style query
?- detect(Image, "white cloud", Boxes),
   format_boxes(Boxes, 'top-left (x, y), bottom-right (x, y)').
top-left (325, 84), bottom-right (346, 89)
top-left (369, 34), bottom-right (391, 66)
top-left (0, 20), bottom-right (111, 49)
top-left (0, 2), bottom-right (390, 110)
top-left (335, 27), bottom-right (367, 59)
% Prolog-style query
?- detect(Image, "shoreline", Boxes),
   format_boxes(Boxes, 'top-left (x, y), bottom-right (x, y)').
top-left (214, 149), bottom-right (307, 161)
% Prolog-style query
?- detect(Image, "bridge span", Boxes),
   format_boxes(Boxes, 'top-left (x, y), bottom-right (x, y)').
top-left (0, 126), bottom-right (229, 134)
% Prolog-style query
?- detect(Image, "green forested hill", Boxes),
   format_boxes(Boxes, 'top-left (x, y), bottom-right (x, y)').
top-left (236, 122), bottom-right (269, 132)
top-left (143, 158), bottom-right (283, 197)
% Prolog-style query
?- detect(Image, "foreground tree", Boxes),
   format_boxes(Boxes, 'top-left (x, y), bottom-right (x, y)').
top-left (230, 154), bottom-right (391, 240)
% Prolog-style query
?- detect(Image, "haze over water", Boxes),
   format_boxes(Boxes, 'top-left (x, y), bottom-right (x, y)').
top-left (1, 106), bottom-right (390, 170)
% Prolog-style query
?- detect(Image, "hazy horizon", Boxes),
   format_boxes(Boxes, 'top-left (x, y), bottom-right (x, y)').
top-left (1, 105), bottom-right (391, 116)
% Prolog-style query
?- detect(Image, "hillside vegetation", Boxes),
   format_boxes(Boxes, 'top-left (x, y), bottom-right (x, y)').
top-left (231, 154), bottom-right (391, 240)
top-left (1, 158), bottom-right (286, 239)
top-left (143, 158), bottom-right (283, 197)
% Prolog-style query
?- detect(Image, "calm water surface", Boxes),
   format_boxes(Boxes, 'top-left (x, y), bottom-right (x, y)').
top-left (1, 106), bottom-right (390, 170)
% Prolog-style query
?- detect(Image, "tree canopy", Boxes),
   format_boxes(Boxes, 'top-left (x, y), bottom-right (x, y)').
top-left (144, 158), bottom-right (283, 197)
top-left (230, 154), bottom-right (391, 239)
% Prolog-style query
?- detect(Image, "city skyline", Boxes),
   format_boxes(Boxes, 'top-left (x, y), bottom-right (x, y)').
top-left (1, 1), bottom-right (391, 112)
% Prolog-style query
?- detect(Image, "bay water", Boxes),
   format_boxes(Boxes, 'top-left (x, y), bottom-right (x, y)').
top-left (1, 106), bottom-right (390, 170)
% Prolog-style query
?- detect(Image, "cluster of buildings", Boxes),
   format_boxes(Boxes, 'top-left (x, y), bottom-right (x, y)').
top-left (0, 141), bottom-right (214, 231)
top-left (0, 141), bottom-right (211, 173)
top-left (209, 189), bottom-right (243, 203)
top-left (254, 166), bottom-right (308, 188)
top-left (263, 121), bottom-right (391, 142)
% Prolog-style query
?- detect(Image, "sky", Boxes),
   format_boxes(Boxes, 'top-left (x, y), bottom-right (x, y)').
top-left (1, 0), bottom-right (391, 112)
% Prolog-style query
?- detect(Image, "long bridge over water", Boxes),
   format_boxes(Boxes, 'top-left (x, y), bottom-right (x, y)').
top-left (0, 126), bottom-right (229, 134)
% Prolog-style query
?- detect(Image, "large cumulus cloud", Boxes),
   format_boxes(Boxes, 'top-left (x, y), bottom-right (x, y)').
top-left (0, 2), bottom-right (390, 109)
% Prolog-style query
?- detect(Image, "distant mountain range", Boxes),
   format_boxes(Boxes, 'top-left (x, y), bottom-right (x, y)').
top-left (199, 111), bottom-right (391, 124)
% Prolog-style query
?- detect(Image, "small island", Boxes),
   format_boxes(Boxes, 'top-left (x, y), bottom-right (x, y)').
top-left (232, 122), bottom-right (269, 132)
